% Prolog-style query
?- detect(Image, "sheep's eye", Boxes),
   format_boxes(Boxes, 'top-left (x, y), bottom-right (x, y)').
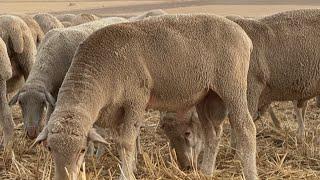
top-left (47, 146), bottom-right (51, 152)
top-left (80, 149), bottom-right (86, 154)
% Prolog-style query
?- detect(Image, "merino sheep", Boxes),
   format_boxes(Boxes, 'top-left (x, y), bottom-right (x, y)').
top-left (226, 10), bottom-right (320, 145)
top-left (33, 13), bottom-right (64, 34)
top-left (70, 13), bottom-right (100, 26)
top-left (162, 9), bottom-right (320, 169)
top-left (34, 14), bottom-right (256, 180)
top-left (9, 17), bottom-right (128, 139)
top-left (160, 109), bottom-right (203, 170)
top-left (16, 14), bottom-right (44, 47)
top-left (0, 15), bottom-right (36, 92)
top-left (0, 37), bottom-right (14, 149)
top-left (0, 15), bottom-right (36, 148)
top-left (129, 9), bottom-right (167, 21)
top-left (55, 14), bottom-right (76, 22)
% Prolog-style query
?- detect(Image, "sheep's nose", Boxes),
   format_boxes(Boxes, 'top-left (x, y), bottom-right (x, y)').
top-left (26, 126), bottom-right (38, 139)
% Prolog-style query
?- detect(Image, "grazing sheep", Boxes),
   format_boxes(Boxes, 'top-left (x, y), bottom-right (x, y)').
top-left (160, 109), bottom-right (203, 170)
top-left (56, 14), bottom-right (76, 22)
top-left (9, 17), bottom-right (128, 139)
top-left (129, 9), bottom-right (167, 21)
top-left (0, 15), bottom-right (36, 148)
top-left (0, 37), bottom-right (14, 149)
top-left (163, 9), bottom-right (320, 169)
top-left (16, 14), bottom-right (44, 47)
top-left (33, 13), bottom-right (64, 33)
top-left (0, 15), bottom-right (36, 92)
top-left (70, 13), bottom-right (100, 26)
top-left (34, 14), bottom-right (256, 180)
top-left (227, 9), bottom-right (320, 144)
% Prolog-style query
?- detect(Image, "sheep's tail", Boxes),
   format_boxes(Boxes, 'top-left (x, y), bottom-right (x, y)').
top-left (8, 25), bottom-right (24, 54)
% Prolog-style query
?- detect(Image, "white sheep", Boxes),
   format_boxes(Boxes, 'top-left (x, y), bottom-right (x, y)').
top-left (161, 9), bottom-right (320, 169)
top-left (0, 37), bottom-right (14, 150)
top-left (0, 15), bottom-right (36, 148)
top-left (34, 14), bottom-right (256, 180)
top-left (70, 13), bottom-right (100, 26)
top-left (9, 17), bottom-right (128, 139)
top-left (33, 13), bottom-right (64, 34)
top-left (16, 14), bottom-right (44, 47)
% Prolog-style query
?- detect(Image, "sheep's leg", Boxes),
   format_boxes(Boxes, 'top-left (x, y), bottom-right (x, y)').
top-left (226, 97), bottom-right (257, 180)
top-left (294, 100), bottom-right (307, 143)
top-left (268, 106), bottom-right (282, 129)
top-left (196, 92), bottom-right (227, 175)
top-left (220, 80), bottom-right (258, 180)
top-left (117, 102), bottom-right (145, 180)
top-left (0, 80), bottom-right (15, 150)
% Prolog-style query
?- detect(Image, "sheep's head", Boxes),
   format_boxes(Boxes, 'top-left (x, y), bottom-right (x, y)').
top-left (160, 110), bottom-right (203, 170)
top-left (34, 113), bottom-right (108, 180)
top-left (9, 87), bottom-right (55, 139)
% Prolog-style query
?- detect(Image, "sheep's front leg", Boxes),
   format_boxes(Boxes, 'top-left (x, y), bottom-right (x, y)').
top-left (0, 80), bottom-right (15, 151)
top-left (117, 103), bottom-right (144, 180)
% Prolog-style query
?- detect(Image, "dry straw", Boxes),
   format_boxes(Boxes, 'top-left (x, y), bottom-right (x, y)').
top-left (1, 99), bottom-right (320, 179)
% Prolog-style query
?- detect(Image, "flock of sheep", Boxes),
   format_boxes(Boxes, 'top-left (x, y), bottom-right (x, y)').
top-left (0, 8), bottom-right (319, 180)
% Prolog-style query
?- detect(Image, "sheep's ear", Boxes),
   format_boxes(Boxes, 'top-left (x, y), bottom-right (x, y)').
top-left (44, 90), bottom-right (55, 108)
top-left (32, 127), bottom-right (48, 147)
top-left (9, 92), bottom-right (20, 106)
top-left (88, 128), bottom-right (109, 146)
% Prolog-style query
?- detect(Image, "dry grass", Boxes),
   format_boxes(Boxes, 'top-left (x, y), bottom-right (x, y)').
top-left (1, 99), bottom-right (320, 179)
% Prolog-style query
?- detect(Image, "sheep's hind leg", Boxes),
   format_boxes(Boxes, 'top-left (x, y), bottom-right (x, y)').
top-left (117, 101), bottom-right (145, 180)
top-left (268, 106), bottom-right (282, 130)
top-left (293, 100), bottom-right (307, 143)
top-left (219, 81), bottom-right (258, 180)
top-left (0, 80), bottom-right (15, 151)
top-left (196, 91), bottom-right (227, 175)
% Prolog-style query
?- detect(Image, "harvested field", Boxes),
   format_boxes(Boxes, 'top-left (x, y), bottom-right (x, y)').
top-left (1, 98), bottom-right (320, 179)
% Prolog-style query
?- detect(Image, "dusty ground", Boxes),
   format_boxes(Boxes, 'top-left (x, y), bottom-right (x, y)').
top-left (1, 0), bottom-right (320, 179)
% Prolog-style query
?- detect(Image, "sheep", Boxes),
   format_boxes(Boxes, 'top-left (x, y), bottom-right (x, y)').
top-left (0, 37), bottom-right (14, 150)
top-left (160, 109), bottom-right (203, 170)
top-left (33, 13), bottom-right (64, 34)
top-left (226, 10), bottom-right (320, 145)
top-left (162, 9), bottom-right (320, 169)
top-left (0, 15), bottom-right (36, 92)
top-left (33, 14), bottom-right (257, 180)
top-left (0, 15), bottom-right (36, 148)
top-left (70, 13), bottom-right (100, 26)
top-left (129, 9), bottom-right (167, 21)
top-left (9, 17), bottom-right (128, 139)
top-left (55, 14), bottom-right (76, 22)
top-left (16, 14), bottom-right (44, 47)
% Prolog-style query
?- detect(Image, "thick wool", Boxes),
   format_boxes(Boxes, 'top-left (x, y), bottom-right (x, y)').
top-left (226, 9), bottom-right (320, 143)
top-left (0, 15), bottom-right (36, 93)
top-left (33, 13), bottom-right (64, 34)
top-left (56, 14), bottom-right (76, 22)
top-left (0, 15), bottom-right (35, 149)
top-left (10, 17), bottom-right (128, 139)
top-left (38, 14), bottom-right (256, 180)
top-left (16, 14), bottom-right (44, 47)
top-left (164, 9), bottom-right (320, 169)
top-left (70, 13), bottom-right (100, 26)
